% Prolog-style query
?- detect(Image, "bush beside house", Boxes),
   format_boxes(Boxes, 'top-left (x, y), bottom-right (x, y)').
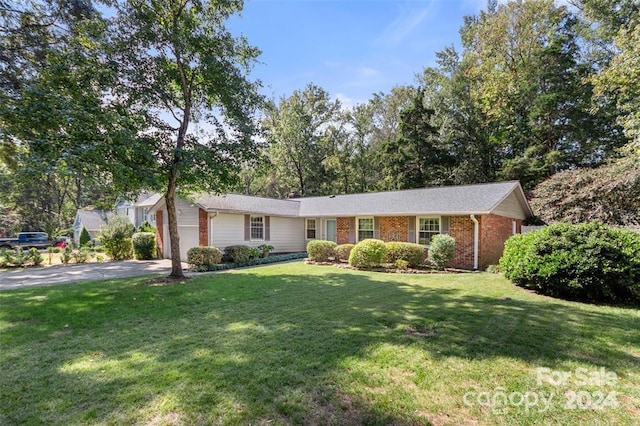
top-left (500, 222), bottom-right (640, 305)
top-left (132, 232), bottom-right (157, 260)
top-left (99, 216), bottom-right (135, 261)
top-left (307, 240), bottom-right (337, 262)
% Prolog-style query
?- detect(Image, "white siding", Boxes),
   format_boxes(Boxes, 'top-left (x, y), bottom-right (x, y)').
top-left (210, 213), bottom-right (305, 253)
top-left (492, 192), bottom-right (527, 220)
top-left (160, 199), bottom-right (200, 261)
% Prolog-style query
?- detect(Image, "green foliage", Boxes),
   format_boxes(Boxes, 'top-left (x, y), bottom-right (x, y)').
top-left (187, 246), bottom-right (223, 272)
top-left (223, 245), bottom-right (252, 263)
top-left (428, 234), bottom-right (456, 270)
top-left (99, 216), bottom-right (135, 261)
top-left (257, 244), bottom-right (274, 257)
top-left (61, 246), bottom-right (73, 264)
top-left (334, 244), bottom-right (355, 262)
top-left (349, 239), bottom-right (387, 269)
top-left (132, 232), bottom-right (157, 260)
top-left (384, 242), bottom-right (426, 268)
top-left (138, 221), bottom-right (156, 233)
top-left (500, 223), bottom-right (640, 305)
top-left (72, 248), bottom-right (90, 264)
top-left (28, 248), bottom-right (43, 266)
top-left (306, 240), bottom-right (337, 262)
top-left (11, 248), bottom-right (27, 267)
top-left (79, 227), bottom-right (91, 248)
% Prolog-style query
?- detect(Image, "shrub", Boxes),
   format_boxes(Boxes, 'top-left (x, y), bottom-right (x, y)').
top-left (349, 239), bottom-right (387, 268)
top-left (12, 248), bottom-right (27, 267)
top-left (500, 222), bottom-right (640, 305)
top-left (72, 248), bottom-right (90, 264)
top-left (258, 244), bottom-right (274, 257)
top-left (0, 248), bottom-right (10, 267)
top-left (306, 240), bottom-right (337, 262)
top-left (79, 227), bottom-right (91, 247)
top-left (132, 232), bottom-right (157, 260)
top-left (428, 234), bottom-right (456, 270)
top-left (187, 246), bottom-right (223, 271)
top-left (99, 215), bottom-right (135, 261)
top-left (223, 245), bottom-right (252, 263)
top-left (138, 220), bottom-right (156, 233)
top-left (28, 247), bottom-right (44, 266)
top-left (384, 242), bottom-right (425, 268)
top-left (61, 246), bottom-right (73, 264)
top-left (335, 244), bottom-right (355, 262)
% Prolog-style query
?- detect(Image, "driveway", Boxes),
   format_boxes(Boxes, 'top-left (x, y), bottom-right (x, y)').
top-left (0, 259), bottom-right (191, 291)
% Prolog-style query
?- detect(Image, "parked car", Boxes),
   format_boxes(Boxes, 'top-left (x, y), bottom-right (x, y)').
top-left (55, 236), bottom-right (71, 249)
top-left (0, 232), bottom-right (50, 250)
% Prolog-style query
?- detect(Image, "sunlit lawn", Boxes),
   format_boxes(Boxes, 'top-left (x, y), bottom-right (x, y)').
top-left (1, 262), bottom-right (638, 425)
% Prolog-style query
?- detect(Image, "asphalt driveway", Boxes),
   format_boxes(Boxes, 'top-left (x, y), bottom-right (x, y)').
top-left (0, 260), bottom-right (191, 291)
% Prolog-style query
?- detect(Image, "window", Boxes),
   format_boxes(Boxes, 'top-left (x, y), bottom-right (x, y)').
top-left (306, 219), bottom-right (316, 239)
top-left (418, 217), bottom-right (440, 245)
top-left (250, 216), bottom-right (264, 240)
top-left (357, 217), bottom-right (374, 241)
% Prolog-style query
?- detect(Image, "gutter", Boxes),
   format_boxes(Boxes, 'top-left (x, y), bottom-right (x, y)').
top-left (470, 214), bottom-right (479, 270)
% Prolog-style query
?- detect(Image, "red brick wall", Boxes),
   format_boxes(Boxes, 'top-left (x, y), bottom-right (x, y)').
top-left (336, 217), bottom-right (350, 244)
top-left (198, 208), bottom-right (208, 246)
top-left (479, 214), bottom-right (521, 269)
top-left (156, 210), bottom-right (164, 257)
top-left (379, 216), bottom-right (408, 242)
top-left (449, 216), bottom-right (475, 269)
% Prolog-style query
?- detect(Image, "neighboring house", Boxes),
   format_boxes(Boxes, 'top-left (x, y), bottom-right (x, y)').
top-left (73, 209), bottom-right (113, 244)
top-left (115, 192), bottom-right (161, 228)
top-left (149, 181), bottom-right (533, 270)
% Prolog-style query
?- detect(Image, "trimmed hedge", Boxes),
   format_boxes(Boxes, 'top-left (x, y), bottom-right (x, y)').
top-left (349, 239), bottom-right (387, 268)
top-left (187, 246), bottom-right (223, 271)
top-left (428, 234), bottom-right (456, 270)
top-left (223, 245), bottom-right (252, 263)
top-left (198, 252), bottom-right (307, 271)
top-left (500, 222), bottom-right (640, 305)
top-left (335, 244), bottom-right (355, 262)
top-left (384, 242), bottom-right (425, 268)
top-left (132, 232), bottom-right (157, 260)
top-left (307, 240), bottom-right (337, 262)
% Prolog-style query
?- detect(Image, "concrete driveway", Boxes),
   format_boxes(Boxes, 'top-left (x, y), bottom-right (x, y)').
top-left (0, 259), bottom-right (190, 291)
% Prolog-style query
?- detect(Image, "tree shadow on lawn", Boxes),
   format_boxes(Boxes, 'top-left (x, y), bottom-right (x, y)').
top-left (1, 269), bottom-right (638, 424)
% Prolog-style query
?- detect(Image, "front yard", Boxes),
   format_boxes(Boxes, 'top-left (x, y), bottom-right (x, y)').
top-left (0, 262), bottom-right (638, 424)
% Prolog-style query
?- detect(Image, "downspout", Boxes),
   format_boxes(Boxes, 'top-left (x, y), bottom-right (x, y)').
top-left (470, 214), bottom-right (479, 270)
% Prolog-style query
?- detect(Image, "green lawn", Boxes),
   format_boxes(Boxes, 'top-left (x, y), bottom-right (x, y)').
top-left (1, 262), bottom-right (638, 425)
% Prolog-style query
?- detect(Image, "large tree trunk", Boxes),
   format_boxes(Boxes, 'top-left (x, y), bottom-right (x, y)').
top-left (165, 169), bottom-right (184, 279)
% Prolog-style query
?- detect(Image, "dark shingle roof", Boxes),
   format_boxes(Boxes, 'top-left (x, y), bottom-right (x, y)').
top-left (295, 181), bottom-right (531, 217)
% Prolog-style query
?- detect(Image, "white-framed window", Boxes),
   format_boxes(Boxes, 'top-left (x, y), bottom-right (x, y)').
top-left (357, 217), bottom-right (374, 241)
top-left (418, 217), bottom-right (440, 245)
top-left (250, 216), bottom-right (264, 240)
top-left (306, 219), bottom-right (316, 239)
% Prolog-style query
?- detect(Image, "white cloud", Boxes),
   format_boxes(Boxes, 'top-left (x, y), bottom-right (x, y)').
top-left (376, 3), bottom-right (434, 46)
top-left (358, 67), bottom-right (380, 78)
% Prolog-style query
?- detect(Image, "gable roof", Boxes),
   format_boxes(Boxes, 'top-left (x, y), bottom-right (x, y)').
top-left (135, 192), bottom-right (162, 208)
top-left (295, 181), bottom-right (533, 218)
top-left (194, 193), bottom-right (300, 217)
top-left (74, 209), bottom-right (113, 231)
top-left (148, 181), bottom-right (533, 220)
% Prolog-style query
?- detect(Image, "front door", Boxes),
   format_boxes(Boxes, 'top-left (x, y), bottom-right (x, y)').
top-left (326, 219), bottom-right (337, 242)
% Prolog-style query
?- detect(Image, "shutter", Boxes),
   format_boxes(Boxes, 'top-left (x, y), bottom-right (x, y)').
top-left (244, 214), bottom-right (250, 241)
top-left (441, 216), bottom-right (450, 234)
top-left (408, 216), bottom-right (416, 243)
top-left (349, 217), bottom-right (356, 243)
top-left (265, 216), bottom-right (270, 241)
top-left (374, 217), bottom-right (380, 239)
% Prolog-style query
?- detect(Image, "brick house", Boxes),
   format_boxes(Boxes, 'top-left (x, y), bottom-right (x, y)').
top-left (149, 181), bottom-right (533, 270)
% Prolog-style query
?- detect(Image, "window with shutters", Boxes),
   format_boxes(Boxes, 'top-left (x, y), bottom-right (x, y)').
top-left (306, 219), bottom-right (316, 239)
top-left (250, 216), bottom-right (264, 240)
top-left (418, 217), bottom-right (440, 245)
top-left (357, 217), bottom-right (374, 241)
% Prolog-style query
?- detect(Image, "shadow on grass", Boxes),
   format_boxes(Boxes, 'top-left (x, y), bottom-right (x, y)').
top-left (1, 267), bottom-right (638, 424)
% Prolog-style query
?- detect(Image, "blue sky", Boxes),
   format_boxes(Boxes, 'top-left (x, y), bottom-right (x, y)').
top-left (229, 0), bottom-right (487, 107)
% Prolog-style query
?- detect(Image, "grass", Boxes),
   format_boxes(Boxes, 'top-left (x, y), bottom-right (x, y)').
top-left (0, 262), bottom-right (638, 425)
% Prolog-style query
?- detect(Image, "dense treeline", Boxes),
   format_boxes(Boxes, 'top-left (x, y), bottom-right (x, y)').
top-left (1, 0), bottom-right (639, 235)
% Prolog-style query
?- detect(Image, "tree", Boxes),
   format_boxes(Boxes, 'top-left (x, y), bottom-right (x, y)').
top-left (79, 227), bottom-right (91, 247)
top-left (263, 84), bottom-right (341, 197)
top-left (110, 0), bottom-right (263, 278)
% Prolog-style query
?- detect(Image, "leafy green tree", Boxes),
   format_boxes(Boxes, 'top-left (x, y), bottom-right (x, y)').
top-left (264, 83), bottom-right (341, 196)
top-left (109, 0), bottom-right (263, 278)
top-left (79, 227), bottom-right (91, 247)
top-left (98, 215), bottom-right (135, 261)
